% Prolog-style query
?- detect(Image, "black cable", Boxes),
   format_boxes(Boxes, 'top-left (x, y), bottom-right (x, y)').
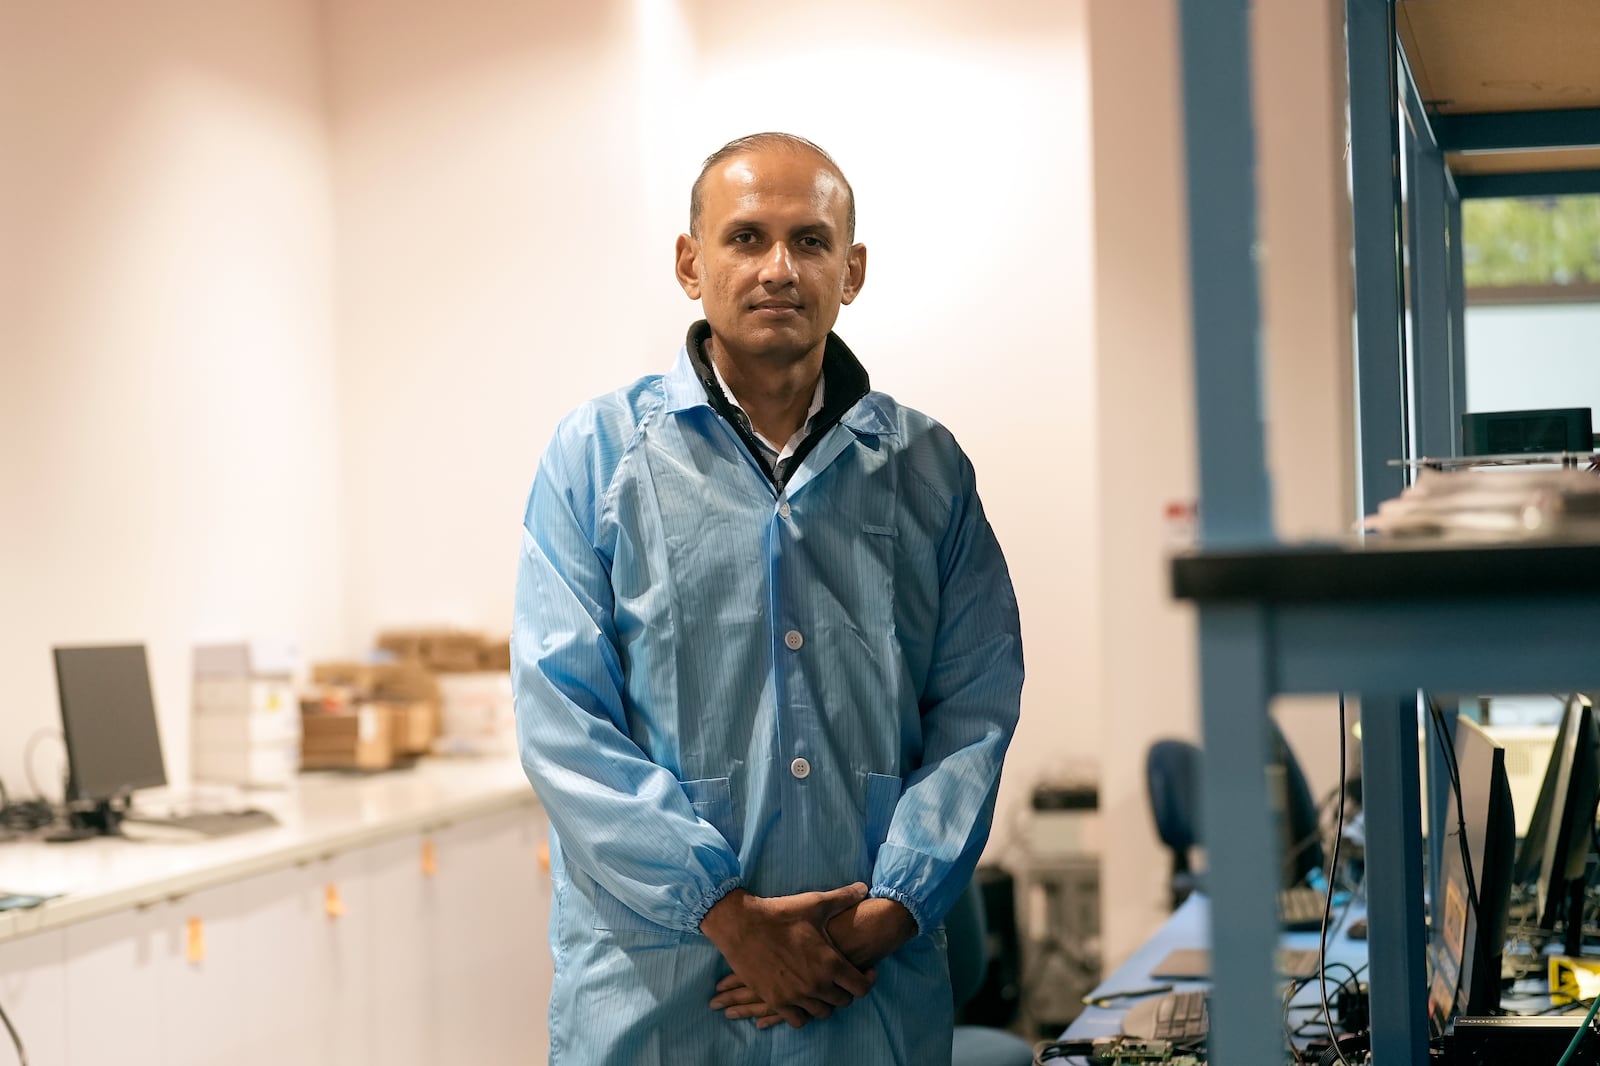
top-left (0, 994), bottom-right (27, 1066)
top-left (1322, 694), bottom-right (1353, 1066)
top-left (22, 730), bottom-right (62, 802)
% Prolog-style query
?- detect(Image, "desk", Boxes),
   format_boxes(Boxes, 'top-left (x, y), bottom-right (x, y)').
top-left (1065, 895), bottom-right (1368, 1053)
top-left (0, 757), bottom-right (550, 1066)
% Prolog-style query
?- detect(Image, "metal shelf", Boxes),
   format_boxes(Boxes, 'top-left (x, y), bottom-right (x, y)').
top-left (1173, 2), bottom-right (1600, 1062)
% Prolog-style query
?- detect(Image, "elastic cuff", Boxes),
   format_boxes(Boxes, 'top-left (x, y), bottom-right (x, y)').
top-left (869, 884), bottom-right (930, 937)
top-left (688, 874), bottom-right (745, 933)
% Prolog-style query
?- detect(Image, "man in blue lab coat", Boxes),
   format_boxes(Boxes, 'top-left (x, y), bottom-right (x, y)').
top-left (512, 132), bottom-right (1023, 1065)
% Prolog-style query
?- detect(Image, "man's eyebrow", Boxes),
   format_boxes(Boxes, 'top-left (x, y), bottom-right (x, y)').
top-left (720, 218), bottom-right (837, 236)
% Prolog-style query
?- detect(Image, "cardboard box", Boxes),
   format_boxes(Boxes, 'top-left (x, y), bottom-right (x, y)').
top-left (478, 638), bottom-right (511, 672)
top-left (377, 629), bottom-right (491, 673)
top-left (373, 700), bottom-right (436, 755)
top-left (312, 662), bottom-right (379, 691)
top-left (301, 706), bottom-right (395, 771)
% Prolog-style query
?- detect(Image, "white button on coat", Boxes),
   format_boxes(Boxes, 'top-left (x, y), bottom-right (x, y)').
top-left (784, 630), bottom-right (804, 650)
top-left (790, 757), bottom-right (811, 779)
top-left (777, 501), bottom-right (791, 519)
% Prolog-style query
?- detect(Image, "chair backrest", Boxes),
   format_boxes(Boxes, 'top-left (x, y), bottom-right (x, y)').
top-left (945, 877), bottom-right (989, 1010)
top-left (1145, 725), bottom-right (1326, 889)
top-left (1146, 738), bottom-right (1203, 857)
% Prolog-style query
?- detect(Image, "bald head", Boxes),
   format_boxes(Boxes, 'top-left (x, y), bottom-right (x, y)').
top-left (689, 133), bottom-right (856, 243)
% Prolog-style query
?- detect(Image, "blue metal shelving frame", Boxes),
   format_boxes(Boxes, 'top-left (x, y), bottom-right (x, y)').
top-left (1174, 1), bottom-right (1600, 1062)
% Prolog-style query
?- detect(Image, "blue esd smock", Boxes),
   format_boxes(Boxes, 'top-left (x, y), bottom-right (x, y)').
top-left (512, 334), bottom-right (1024, 1066)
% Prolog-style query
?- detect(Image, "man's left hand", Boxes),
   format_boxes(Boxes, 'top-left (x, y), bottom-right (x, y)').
top-left (710, 895), bottom-right (918, 1027)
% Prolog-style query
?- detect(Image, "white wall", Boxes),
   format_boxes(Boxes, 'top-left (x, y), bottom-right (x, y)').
top-left (0, 0), bottom-right (343, 795)
top-left (326, 0), bottom-right (1100, 865)
top-left (1465, 302), bottom-right (1600, 415)
top-left (1088, 0), bottom-right (1354, 966)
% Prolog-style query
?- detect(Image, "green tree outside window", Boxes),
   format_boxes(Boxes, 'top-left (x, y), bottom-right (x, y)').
top-left (1463, 196), bottom-right (1600, 288)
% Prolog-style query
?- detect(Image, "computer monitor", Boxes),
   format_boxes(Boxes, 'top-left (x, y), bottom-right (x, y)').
top-left (1427, 718), bottom-right (1516, 1032)
top-left (1532, 702), bottom-right (1600, 956)
top-left (1511, 701), bottom-right (1578, 889)
top-left (53, 644), bottom-right (167, 835)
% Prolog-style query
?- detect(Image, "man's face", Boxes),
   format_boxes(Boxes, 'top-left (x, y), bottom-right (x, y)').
top-left (676, 148), bottom-right (865, 369)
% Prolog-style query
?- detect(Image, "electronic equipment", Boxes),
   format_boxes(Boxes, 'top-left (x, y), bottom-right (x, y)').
top-left (1461, 406), bottom-right (1594, 456)
top-left (52, 645), bottom-right (167, 838)
top-left (1426, 717), bottom-right (1516, 1033)
top-left (1120, 989), bottom-right (1208, 1045)
top-left (1148, 946), bottom-right (1325, 981)
top-left (1278, 886), bottom-right (1329, 931)
top-left (1511, 699), bottom-right (1600, 957)
top-left (1450, 1015), bottom-right (1600, 1065)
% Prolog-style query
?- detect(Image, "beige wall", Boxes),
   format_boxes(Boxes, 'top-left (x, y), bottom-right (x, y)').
top-left (0, 0), bottom-right (1355, 983)
top-left (0, 0), bottom-right (343, 792)
top-left (1088, 0), bottom-right (1354, 965)
top-left (327, 0), bottom-right (1101, 865)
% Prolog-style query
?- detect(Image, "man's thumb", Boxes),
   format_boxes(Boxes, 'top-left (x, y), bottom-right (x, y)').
top-left (816, 881), bottom-right (870, 912)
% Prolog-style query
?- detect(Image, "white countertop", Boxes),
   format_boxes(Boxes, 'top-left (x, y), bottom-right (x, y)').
top-left (0, 756), bottom-right (537, 944)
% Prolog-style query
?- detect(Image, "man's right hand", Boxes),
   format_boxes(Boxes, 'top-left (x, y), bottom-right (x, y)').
top-left (700, 882), bottom-right (876, 1029)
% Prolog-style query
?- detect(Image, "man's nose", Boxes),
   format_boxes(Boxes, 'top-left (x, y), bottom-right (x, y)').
top-left (758, 242), bottom-right (798, 285)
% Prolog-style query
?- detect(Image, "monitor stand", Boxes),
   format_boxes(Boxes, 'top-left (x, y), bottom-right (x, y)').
top-left (1565, 880), bottom-right (1587, 958)
top-left (43, 798), bottom-right (125, 844)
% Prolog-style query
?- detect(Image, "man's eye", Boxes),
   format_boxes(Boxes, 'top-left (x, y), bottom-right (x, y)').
top-left (799, 236), bottom-right (824, 249)
top-left (731, 233), bottom-right (756, 244)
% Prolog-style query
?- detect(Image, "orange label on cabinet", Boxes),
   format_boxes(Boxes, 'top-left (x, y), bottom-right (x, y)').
top-left (421, 838), bottom-right (438, 877)
top-left (324, 882), bottom-right (345, 918)
top-left (186, 917), bottom-right (205, 963)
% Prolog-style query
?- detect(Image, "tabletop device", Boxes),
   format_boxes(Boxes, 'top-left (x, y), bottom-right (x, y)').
top-left (49, 644), bottom-right (279, 842)
top-left (1427, 717), bottom-right (1516, 1034)
top-left (51, 644), bottom-right (168, 839)
top-left (1461, 407), bottom-right (1594, 457)
top-left (1119, 988), bottom-right (1209, 1046)
top-left (1514, 699), bottom-right (1600, 958)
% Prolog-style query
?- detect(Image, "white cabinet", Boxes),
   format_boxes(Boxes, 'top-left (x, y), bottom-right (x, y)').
top-left (0, 928), bottom-right (66, 1066)
top-left (431, 807), bottom-right (550, 1064)
top-left (61, 905), bottom-right (164, 1066)
top-left (0, 799), bottom-right (550, 1066)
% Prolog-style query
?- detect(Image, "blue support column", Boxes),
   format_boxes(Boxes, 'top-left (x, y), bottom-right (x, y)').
top-left (1177, 0), bottom-right (1273, 548)
top-left (1361, 693), bottom-right (1431, 1065)
top-left (1446, 188), bottom-right (1468, 436)
top-left (1347, 0), bottom-right (1407, 516)
top-left (1406, 97), bottom-right (1453, 462)
top-left (1196, 606), bottom-right (1282, 1066)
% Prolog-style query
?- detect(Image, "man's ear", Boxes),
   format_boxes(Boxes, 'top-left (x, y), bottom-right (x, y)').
top-left (840, 243), bottom-right (867, 305)
top-left (675, 234), bottom-right (702, 300)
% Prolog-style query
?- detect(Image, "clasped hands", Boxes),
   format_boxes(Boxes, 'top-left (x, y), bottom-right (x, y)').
top-left (699, 882), bottom-right (917, 1030)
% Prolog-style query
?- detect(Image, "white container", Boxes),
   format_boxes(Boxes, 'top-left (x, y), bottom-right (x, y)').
top-left (435, 672), bottom-right (517, 756)
top-left (193, 640), bottom-right (300, 679)
top-left (192, 738), bottom-right (299, 788)
top-left (193, 678), bottom-right (298, 718)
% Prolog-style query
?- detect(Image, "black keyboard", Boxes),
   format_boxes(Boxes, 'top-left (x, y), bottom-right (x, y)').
top-left (1122, 989), bottom-right (1209, 1044)
top-left (1279, 886), bottom-right (1329, 931)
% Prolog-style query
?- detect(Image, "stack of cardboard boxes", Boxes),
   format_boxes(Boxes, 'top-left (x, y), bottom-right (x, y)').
top-left (300, 660), bottom-right (441, 771)
top-left (192, 641), bottom-right (302, 788)
top-left (375, 629), bottom-right (517, 758)
top-left (299, 629), bottom-right (512, 770)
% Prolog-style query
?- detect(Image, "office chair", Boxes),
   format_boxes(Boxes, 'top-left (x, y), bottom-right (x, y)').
top-left (1145, 722), bottom-right (1324, 910)
top-left (948, 878), bottom-right (1035, 1066)
top-left (1146, 738), bottom-right (1204, 909)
